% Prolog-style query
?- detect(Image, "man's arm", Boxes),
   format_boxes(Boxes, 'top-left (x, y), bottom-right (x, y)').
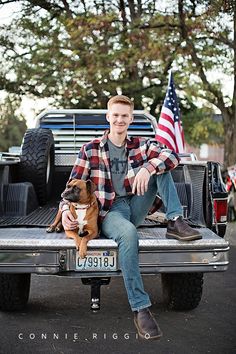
top-left (132, 139), bottom-right (180, 196)
top-left (70, 144), bottom-right (91, 181)
top-left (143, 140), bottom-right (180, 176)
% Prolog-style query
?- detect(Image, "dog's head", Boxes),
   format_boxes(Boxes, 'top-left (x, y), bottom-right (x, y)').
top-left (61, 179), bottom-right (96, 204)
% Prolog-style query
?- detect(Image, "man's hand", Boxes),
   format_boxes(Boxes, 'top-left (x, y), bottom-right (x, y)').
top-left (62, 210), bottom-right (78, 230)
top-left (132, 167), bottom-right (150, 196)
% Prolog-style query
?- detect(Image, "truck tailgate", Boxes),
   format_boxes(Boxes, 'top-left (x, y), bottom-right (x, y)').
top-left (0, 227), bottom-right (229, 275)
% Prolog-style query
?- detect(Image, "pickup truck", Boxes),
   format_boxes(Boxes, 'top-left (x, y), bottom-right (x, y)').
top-left (0, 109), bottom-right (229, 312)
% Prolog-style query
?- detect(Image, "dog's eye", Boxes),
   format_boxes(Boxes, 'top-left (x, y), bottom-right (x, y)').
top-left (73, 186), bottom-right (81, 192)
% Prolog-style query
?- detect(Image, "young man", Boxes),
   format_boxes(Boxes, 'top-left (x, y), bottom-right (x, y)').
top-left (62, 95), bottom-right (201, 340)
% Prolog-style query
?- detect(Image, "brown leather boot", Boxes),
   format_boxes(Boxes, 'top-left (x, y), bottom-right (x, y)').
top-left (134, 308), bottom-right (162, 340)
top-left (166, 216), bottom-right (202, 241)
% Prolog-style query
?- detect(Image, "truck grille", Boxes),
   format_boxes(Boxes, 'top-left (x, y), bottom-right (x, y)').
top-left (172, 165), bottom-right (206, 226)
top-left (39, 111), bottom-right (155, 166)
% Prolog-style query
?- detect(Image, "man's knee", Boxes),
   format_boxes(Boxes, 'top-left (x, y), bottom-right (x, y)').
top-left (119, 222), bottom-right (138, 240)
top-left (115, 226), bottom-right (137, 246)
top-left (102, 212), bottom-right (137, 241)
top-left (113, 222), bottom-right (138, 248)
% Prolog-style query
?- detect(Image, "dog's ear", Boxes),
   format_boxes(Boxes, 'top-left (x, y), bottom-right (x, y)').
top-left (86, 179), bottom-right (96, 194)
top-left (66, 179), bottom-right (75, 188)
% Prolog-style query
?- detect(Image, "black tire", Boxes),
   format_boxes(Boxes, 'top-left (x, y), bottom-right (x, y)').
top-left (18, 128), bottom-right (54, 205)
top-left (0, 273), bottom-right (31, 311)
top-left (161, 272), bottom-right (203, 311)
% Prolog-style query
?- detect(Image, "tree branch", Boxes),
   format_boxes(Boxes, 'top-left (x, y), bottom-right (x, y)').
top-left (0, 76), bottom-right (42, 97)
top-left (81, 0), bottom-right (87, 13)
top-left (197, 32), bottom-right (235, 50)
top-left (61, 0), bottom-right (74, 18)
top-left (0, 0), bottom-right (20, 4)
top-left (119, 0), bottom-right (127, 27)
top-left (178, 0), bottom-right (230, 115)
top-left (128, 0), bottom-right (137, 20)
top-left (17, 0), bottom-right (76, 19)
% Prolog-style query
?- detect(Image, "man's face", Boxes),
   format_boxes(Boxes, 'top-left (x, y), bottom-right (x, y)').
top-left (106, 103), bottom-right (133, 135)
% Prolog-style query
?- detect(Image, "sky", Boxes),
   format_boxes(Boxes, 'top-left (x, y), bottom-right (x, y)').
top-left (0, 2), bottom-right (234, 128)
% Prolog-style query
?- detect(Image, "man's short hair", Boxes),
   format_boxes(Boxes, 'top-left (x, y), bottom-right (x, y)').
top-left (107, 95), bottom-right (134, 111)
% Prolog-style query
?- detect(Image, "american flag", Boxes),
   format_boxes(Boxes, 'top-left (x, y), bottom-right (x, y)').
top-left (155, 71), bottom-right (185, 153)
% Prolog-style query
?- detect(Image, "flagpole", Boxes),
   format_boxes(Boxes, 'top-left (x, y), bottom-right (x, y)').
top-left (168, 69), bottom-right (172, 86)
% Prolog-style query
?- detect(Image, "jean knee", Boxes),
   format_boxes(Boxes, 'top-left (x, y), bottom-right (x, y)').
top-left (102, 211), bottom-right (136, 238)
top-left (118, 223), bottom-right (138, 248)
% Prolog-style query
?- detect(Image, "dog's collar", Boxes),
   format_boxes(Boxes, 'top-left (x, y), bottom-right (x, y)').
top-left (72, 201), bottom-right (95, 210)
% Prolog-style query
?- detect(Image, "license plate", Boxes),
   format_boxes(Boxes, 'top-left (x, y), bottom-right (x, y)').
top-left (76, 250), bottom-right (117, 271)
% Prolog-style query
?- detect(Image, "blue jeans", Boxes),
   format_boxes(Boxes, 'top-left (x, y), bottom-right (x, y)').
top-left (101, 171), bottom-right (183, 312)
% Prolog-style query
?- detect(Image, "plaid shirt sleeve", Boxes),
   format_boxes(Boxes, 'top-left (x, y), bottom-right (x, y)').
top-left (69, 144), bottom-right (90, 180)
top-left (142, 139), bottom-right (180, 175)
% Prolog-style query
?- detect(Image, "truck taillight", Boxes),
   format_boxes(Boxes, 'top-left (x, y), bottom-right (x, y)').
top-left (213, 199), bottom-right (228, 223)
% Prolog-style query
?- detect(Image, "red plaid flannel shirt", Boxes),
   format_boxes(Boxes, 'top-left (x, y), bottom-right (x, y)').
top-left (69, 130), bottom-right (180, 223)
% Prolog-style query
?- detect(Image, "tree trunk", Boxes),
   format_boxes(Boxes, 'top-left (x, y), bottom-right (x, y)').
top-left (223, 111), bottom-right (236, 167)
top-left (128, 0), bottom-right (137, 20)
top-left (119, 0), bottom-right (127, 27)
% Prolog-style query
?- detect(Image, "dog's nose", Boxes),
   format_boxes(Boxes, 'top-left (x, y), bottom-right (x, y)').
top-left (61, 189), bottom-right (68, 198)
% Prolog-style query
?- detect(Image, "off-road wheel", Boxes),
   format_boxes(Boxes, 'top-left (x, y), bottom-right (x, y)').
top-left (0, 273), bottom-right (31, 311)
top-left (161, 272), bottom-right (203, 311)
top-left (18, 128), bottom-right (54, 205)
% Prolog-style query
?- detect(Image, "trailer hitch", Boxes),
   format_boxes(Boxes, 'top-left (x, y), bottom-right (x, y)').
top-left (81, 277), bottom-right (111, 311)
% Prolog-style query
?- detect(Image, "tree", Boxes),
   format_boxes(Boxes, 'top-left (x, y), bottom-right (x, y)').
top-left (180, 98), bottom-right (224, 146)
top-left (0, 0), bottom-right (176, 111)
top-left (0, 0), bottom-right (234, 164)
top-left (175, 0), bottom-right (235, 166)
top-left (0, 95), bottom-right (27, 151)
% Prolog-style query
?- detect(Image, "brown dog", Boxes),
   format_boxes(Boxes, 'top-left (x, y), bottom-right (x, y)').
top-left (47, 179), bottom-right (99, 258)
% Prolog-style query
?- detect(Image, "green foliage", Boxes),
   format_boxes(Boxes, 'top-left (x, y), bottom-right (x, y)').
top-left (0, 1), bottom-right (180, 110)
top-left (180, 98), bottom-right (224, 146)
top-left (190, 117), bottom-right (224, 146)
top-left (0, 96), bottom-right (27, 151)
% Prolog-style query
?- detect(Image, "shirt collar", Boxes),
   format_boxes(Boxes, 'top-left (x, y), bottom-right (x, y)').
top-left (99, 129), bottom-right (132, 148)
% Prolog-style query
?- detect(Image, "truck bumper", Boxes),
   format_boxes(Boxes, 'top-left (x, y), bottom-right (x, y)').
top-left (0, 227), bottom-right (229, 276)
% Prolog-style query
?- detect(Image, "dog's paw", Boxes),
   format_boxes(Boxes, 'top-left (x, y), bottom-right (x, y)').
top-left (46, 226), bottom-right (55, 233)
top-left (79, 243), bottom-right (87, 259)
top-left (79, 250), bottom-right (87, 259)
